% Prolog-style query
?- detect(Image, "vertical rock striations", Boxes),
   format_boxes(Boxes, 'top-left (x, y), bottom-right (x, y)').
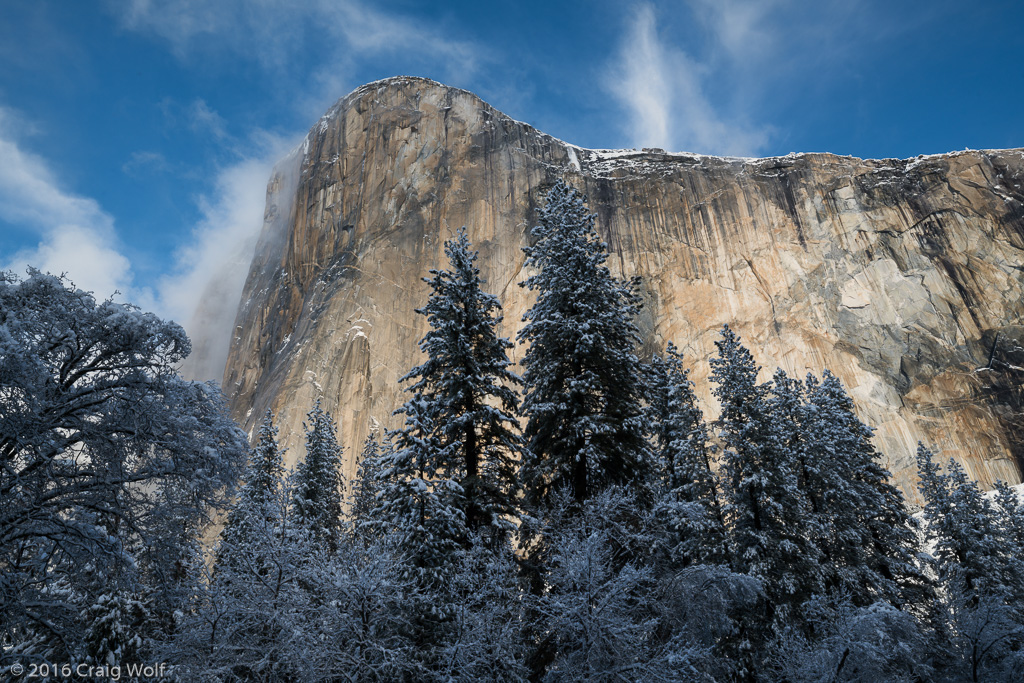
top-left (223, 76), bottom-right (1024, 499)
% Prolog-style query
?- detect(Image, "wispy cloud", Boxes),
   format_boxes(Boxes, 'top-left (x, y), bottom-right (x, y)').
top-left (605, 2), bottom-right (771, 156)
top-left (122, 150), bottom-right (170, 176)
top-left (188, 99), bottom-right (229, 140)
top-left (688, 0), bottom-right (781, 65)
top-left (0, 102), bottom-right (295, 382)
top-left (157, 131), bottom-right (299, 381)
top-left (115, 0), bottom-right (483, 120)
top-left (0, 107), bottom-right (143, 301)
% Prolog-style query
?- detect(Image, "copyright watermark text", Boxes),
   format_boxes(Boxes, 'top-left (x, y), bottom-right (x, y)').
top-left (7, 661), bottom-right (170, 679)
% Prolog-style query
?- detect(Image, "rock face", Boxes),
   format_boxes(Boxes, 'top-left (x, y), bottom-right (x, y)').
top-left (224, 76), bottom-right (1024, 501)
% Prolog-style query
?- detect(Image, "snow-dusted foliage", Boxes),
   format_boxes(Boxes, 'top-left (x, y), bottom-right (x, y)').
top-left (518, 180), bottom-right (651, 506)
top-left (710, 326), bottom-right (822, 630)
top-left (373, 396), bottom-right (468, 591)
top-left (769, 594), bottom-right (931, 682)
top-left (7, 240), bottom-right (1024, 680)
top-left (648, 342), bottom-right (729, 567)
top-left (917, 444), bottom-right (1007, 598)
top-left (176, 474), bottom-right (328, 681)
top-left (533, 488), bottom-right (759, 682)
top-left (401, 227), bottom-right (522, 539)
top-left (0, 270), bottom-right (247, 665)
top-left (292, 400), bottom-right (344, 550)
top-left (218, 411), bottom-right (286, 568)
top-left (80, 592), bottom-right (150, 670)
top-left (347, 429), bottom-right (386, 541)
top-left (800, 372), bottom-right (930, 609)
top-left (916, 445), bottom-right (1024, 680)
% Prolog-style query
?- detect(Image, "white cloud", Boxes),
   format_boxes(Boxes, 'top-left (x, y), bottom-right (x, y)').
top-left (5, 226), bottom-right (135, 302)
top-left (115, 0), bottom-right (482, 120)
top-left (688, 0), bottom-right (781, 65)
top-left (0, 103), bottom-right (294, 383)
top-left (605, 2), bottom-right (771, 157)
top-left (156, 131), bottom-right (299, 381)
top-left (0, 107), bottom-right (144, 301)
top-left (188, 99), bottom-right (229, 140)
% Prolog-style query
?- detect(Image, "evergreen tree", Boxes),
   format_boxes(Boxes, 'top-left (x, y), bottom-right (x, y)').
top-left (179, 474), bottom-right (328, 682)
top-left (916, 444), bottom-right (1006, 598)
top-left (373, 396), bottom-right (468, 590)
top-left (800, 372), bottom-right (930, 609)
top-left (648, 342), bottom-right (728, 567)
top-left (993, 480), bottom-right (1024, 601)
top-left (292, 400), bottom-right (344, 551)
top-left (80, 592), bottom-right (149, 670)
top-left (348, 429), bottom-right (386, 540)
top-left (401, 227), bottom-right (522, 538)
top-left (710, 326), bottom-right (821, 628)
top-left (219, 411), bottom-right (286, 565)
top-left (518, 180), bottom-right (651, 506)
top-left (918, 446), bottom-right (1024, 682)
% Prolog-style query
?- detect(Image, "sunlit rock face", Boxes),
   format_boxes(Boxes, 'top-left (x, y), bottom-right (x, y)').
top-left (223, 76), bottom-right (1024, 501)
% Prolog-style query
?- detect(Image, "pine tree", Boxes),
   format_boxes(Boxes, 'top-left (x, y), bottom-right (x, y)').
top-left (648, 342), bottom-right (728, 567)
top-left (801, 372), bottom-right (930, 609)
top-left (219, 411), bottom-right (286, 563)
top-left (992, 480), bottom-right (1024, 600)
top-left (710, 326), bottom-right (821, 628)
top-left (348, 429), bottom-right (386, 540)
top-left (292, 400), bottom-right (344, 551)
top-left (916, 444), bottom-right (1005, 598)
top-left (401, 227), bottom-right (522, 539)
top-left (518, 179), bottom-right (651, 507)
top-left (916, 444), bottom-right (1024, 682)
top-left (373, 396), bottom-right (468, 590)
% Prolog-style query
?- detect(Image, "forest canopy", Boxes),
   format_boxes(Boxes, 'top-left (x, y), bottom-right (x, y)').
top-left (2, 184), bottom-right (1024, 681)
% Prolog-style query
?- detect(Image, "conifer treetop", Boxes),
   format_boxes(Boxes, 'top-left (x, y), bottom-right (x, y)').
top-left (518, 179), bottom-right (651, 505)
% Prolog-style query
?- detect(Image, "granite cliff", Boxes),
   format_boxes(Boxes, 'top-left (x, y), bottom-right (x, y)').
top-left (223, 76), bottom-right (1024, 500)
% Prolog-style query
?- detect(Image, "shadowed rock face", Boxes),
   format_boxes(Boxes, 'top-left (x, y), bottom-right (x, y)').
top-left (223, 76), bottom-right (1024, 501)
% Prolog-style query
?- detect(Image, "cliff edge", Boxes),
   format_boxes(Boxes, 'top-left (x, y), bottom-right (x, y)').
top-left (224, 76), bottom-right (1024, 500)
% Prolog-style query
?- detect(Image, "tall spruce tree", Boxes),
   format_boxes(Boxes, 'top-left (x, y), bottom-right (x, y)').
top-left (710, 326), bottom-right (821, 628)
top-left (648, 342), bottom-right (728, 567)
top-left (993, 480), bottom-right (1024, 601)
top-left (374, 396), bottom-right (467, 587)
top-left (518, 180), bottom-right (651, 506)
top-left (917, 445), bottom-right (1007, 598)
top-left (916, 444), bottom-right (1024, 680)
top-left (800, 372), bottom-right (929, 609)
top-left (347, 429), bottom-right (386, 540)
top-left (292, 400), bottom-right (344, 550)
top-left (218, 412), bottom-right (286, 569)
top-left (400, 228), bottom-right (522, 538)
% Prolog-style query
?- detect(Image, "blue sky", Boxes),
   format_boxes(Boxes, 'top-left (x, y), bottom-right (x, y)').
top-left (1, 0), bottom-right (1022, 338)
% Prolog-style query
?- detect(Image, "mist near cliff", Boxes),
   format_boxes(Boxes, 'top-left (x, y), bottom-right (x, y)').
top-left (169, 140), bottom-right (301, 383)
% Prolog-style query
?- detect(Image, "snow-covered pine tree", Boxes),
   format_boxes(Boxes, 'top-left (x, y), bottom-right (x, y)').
top-left (401, 227), bottom-right (522, 539)
top-left (373, 396), bottom-right (467, 590)
top-left (218, 411), bottom-right (286, 567)
top-left (347, 429), bottom-right (386, 541)
top-left (917, 445), bottom-right (1011, 598)
top-left (518, 180), bottom-right (651, 506)
top-left (801, 372), bottom-right (930, 609)
top-left (916, 444), bottom-right (1024, 682)
top-left (292, 400), bottom-right (344, 551)
top-left (710, 326), bottom-right (821, 628)
top-left (368, 397), bottom-right (468, 671)
top-left (992, 480), bottom-right (1024, 601)
top-left (178, 473), bottom-right (327, 682)
top-left (648, 342), bottom-right (728, 567)
top-left (80, 592), bottom-right (149, 670)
